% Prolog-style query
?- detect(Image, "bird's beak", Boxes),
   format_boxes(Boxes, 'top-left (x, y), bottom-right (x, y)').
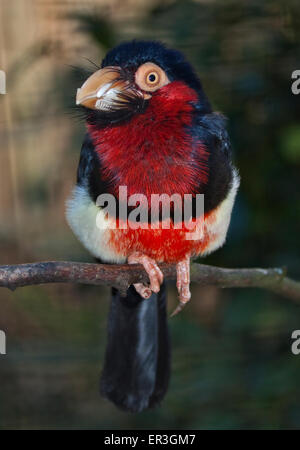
top-left (76, 66), bottom-right (150, 111)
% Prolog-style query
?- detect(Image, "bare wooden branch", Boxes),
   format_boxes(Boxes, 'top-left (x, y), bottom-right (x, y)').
top-left (0, 261), bottom-right (299, 303)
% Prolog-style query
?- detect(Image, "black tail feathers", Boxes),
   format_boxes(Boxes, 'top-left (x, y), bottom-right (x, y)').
top-left (100, 282), bottom-right (170, 413)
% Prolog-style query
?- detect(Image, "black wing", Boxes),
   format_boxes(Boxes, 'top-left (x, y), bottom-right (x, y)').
top-left (77, 133), bottom-right (112, 203)
top-left (191, 112), bottom-right (234, 214)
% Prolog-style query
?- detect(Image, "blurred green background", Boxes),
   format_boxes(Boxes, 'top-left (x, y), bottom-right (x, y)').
top-left (0, 0), bottom-right (300, 429)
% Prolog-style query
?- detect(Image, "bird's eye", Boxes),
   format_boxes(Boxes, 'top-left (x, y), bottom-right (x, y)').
top-left (146, 72), bottom-right (159, 85)
top-left (135, 62), bottom-right (170, 93)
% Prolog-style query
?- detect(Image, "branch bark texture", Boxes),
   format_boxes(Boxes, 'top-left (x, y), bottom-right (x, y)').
top-left (0, 261), bottom-right (299, 303)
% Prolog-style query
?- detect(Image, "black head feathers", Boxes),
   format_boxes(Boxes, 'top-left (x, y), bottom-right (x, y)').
top-left (101, 40), bottom-right (211, 112)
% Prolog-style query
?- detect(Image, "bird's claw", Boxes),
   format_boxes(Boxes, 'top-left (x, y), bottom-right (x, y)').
top-left (128, 252), bottom-right (163, 299)
top-left (170, 301), bottom-right (187, 317)
top-left (171, 255), bottom-right (191, 317)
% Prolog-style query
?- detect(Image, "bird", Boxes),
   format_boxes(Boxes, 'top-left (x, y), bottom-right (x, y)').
top-left (66, 40), bottom-right (239, 413)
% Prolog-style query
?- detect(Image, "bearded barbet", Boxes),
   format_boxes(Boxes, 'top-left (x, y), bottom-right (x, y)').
top-left (66, 40), bottom-right (239, 413)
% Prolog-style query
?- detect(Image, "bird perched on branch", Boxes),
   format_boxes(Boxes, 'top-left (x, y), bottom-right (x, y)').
top-left (66, 40), bottom-right (239, 413)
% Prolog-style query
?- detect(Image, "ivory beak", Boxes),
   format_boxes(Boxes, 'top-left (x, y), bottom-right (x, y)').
top-left (76, 66), bottom-right (150, 111)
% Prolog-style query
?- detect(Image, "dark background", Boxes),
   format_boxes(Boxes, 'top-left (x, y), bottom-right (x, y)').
top-left (0, 0), bottom-right (300, 429)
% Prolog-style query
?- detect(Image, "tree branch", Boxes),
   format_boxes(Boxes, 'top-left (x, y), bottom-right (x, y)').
top-left (0, 261), bottom-right (299, 303)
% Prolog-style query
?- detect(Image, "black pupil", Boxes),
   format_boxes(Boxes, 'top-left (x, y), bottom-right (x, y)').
top-left (148, 73), bottom-right (156, 82)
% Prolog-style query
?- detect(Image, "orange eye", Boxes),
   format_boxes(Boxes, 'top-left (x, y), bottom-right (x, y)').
top-left (146, 71), bottom-right (160, 86)
top-left (135, 62), bottom-right (169, 93)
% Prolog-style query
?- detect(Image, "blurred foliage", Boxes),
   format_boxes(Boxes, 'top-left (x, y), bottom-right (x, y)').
top-left (1, 0), bottom-right (300, 430)
top-left (68, 11), bottom-right (116, 50)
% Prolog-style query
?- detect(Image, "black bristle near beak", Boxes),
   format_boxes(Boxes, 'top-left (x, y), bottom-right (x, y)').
top-left (85, 95), bottom-right (148, 127)
top-left (77, 71), bottom-right (149, 127)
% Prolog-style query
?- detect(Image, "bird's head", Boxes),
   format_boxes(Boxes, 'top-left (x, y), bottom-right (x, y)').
top-left (76, 40), bottom-right (211, 127)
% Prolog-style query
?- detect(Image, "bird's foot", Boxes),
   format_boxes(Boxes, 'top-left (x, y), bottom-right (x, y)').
top-left (171, 255), bottom-right (191, 317)
top-left (128, 252), bottom-right (163, 299)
